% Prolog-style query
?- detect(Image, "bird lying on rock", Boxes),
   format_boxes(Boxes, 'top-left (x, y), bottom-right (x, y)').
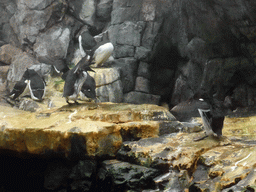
top-left (9, 69), bottom-right (46, 101)
top-left (63, 59), bottom-right (95, 105)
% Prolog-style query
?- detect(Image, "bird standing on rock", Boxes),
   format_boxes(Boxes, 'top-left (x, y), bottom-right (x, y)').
top-left (194, 91), bottom-right (232, 141)
top-left (79, 73), bottom-right (96, 102)
top-left (9, 69), bottom-right (46, 101)
top-left (63, 60), bottom-right (95, 105)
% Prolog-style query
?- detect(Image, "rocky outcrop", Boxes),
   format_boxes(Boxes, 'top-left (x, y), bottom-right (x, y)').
top-left (0, 0), bottom-right (256, 191)
top-left (1, 0), bottom-right (256, 107)
top-left (117, 131), bottom-right (256, 191)
top-left (0, 101), bottom-right (177, 157)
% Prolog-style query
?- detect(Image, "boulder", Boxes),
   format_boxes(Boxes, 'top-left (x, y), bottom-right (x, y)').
top-left (113, 45), bottom-right (135, 58)
top-left (115, 21), bottom-right (145, 47)
top-left (78, 0), bottom-right (96, 26)
top-left (88, 67), bottom-right (120, 87)
top-left (96, 0), bottom-right (113, 21)
top-left (113, 58), bottom-right (138, 93)
top-left (24, 0), bottom-right (54, 10)
top-left (0, 102), bottom-right (174, 158)
top-left (0, 1), bottom-right (17, 44)
top-left (10, 6), bottom-right (49, 43)
top-left (96, 80), bottom-right (123, 103)
top-left (0, 44), bottom-right (23, 65)
top-left (34, 26), bottom-right (71, 59)
top-left (97, 159), bottom-right (161, 191)
top-left (134, 46), bottom-right (151, 61)
top-left (7, 52), bottom-right (39, 90)
top-left (124, 91), bottom-right (160, 105)
top-left (135, 76), bottom-right (150, 93)
top-left (137, 61), bottom-right (151, 79)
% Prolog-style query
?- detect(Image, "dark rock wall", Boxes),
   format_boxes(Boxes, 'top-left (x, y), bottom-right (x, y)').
top-left (1, 0), bottom-right (256, 108)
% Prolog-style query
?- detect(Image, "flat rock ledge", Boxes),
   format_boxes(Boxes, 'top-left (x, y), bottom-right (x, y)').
top-left (0, 102), bottom-right (180, 159)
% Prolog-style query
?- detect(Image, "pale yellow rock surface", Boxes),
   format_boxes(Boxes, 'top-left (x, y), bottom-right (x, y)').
top-left (0, 101), bottom-right (173, 158)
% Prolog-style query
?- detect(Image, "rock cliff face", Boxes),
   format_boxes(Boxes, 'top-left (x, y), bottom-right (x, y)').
top-left (0, 0), bottom-right (256, 107)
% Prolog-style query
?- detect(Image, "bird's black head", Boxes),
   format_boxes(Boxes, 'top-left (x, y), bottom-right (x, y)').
top-left (81, 75), bottom-right (96, 99)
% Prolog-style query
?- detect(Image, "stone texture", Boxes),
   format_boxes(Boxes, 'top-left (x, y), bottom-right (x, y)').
top-left (88, 67), bottom-right (120, 87)
top-left (24, 0), bottom-right (54, 10)
top-left (96, 0), bottom-right (113, 21)
top-left (10, 5), bottom-right (49, 43)
top-left (171, 60), bottom-right (202, 106)
top-left (137, 61), bottom-right (151, 79)
top-left (0, 102), bottom-right (174, 158)
top-left (135, 76), bottom-right (150, 93)
top-left (98, 159), bottom-right (161, 191)
top-left (124, 91), bottom-right (160, 105)
top-left (113, 58), bottom-right (138, 93)
top-left (116, 21), bottom-right (145, 47)
top-left (79, 0), bottom-right (96, 26)
top-left (0, 44), bottom-right (23, 65)
top-left (96, 80), bottom-right (123, 103)
top-left (117, 130), bottom-right (256, 191)
top-left (34, 27), bottom-right (71, 59)
top-left (113, 45), bottom-right (134, 58)
top-left (7, 52), bottom-right (40, 91)
top-left (135, 46), bottom-right (151, 61)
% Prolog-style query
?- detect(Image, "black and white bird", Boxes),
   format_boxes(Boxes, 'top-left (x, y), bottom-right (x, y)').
top-left (80, 73), bottom-right (96, 101)
top-left (63, 60), bottom-right (94, 104)
top-left (9, 69), bottom-right (46, 101)
top-left (9, 77), bottom-right (27, 100)
top-left (37, 56), bottom-right (69, 77)
top-left (79, 31), bottom-right (114, 67)
top-left (24, 69), bottom-right (46, 101)
top-left (195, 91), bottom-right (232, 141)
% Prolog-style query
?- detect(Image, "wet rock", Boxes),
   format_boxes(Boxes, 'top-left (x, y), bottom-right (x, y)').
top-left (124, 91), bottom-right (160, 105)
top-left (98, 159), bottom-right (161, 191)
top-left (0, 103), bottom-right (172, 158)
